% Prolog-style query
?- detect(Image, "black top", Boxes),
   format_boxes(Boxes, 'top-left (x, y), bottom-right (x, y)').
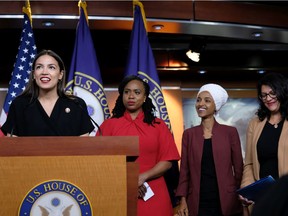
top-left (199, 138), bottom-right (221, 211)
top-left (1, 95), bottom-right (94, 136)
top-left (257, 120), bottom-right (283, 180)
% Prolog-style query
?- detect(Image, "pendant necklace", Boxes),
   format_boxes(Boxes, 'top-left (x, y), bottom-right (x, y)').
top-left (271, 119), bottom-right (282, 129)
top-left (269, 116), bottom-right (281, 129)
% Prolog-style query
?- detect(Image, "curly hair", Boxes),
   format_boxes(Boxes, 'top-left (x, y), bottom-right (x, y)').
top-left (256, 72), bottom-right (288, 121)
top-left (111, 75), bottom-right (159, 126)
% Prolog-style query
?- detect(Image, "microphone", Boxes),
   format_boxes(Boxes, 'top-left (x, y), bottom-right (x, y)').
top-left (10, 127), bottom-right (14, 137)
top-left (88, 114), bottom-right (102, 136)
top-left (72, 98), bottom-right (102, 136)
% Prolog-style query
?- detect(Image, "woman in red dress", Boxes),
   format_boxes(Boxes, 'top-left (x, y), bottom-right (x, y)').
top-left (98, 75), bottom-right (180, 216)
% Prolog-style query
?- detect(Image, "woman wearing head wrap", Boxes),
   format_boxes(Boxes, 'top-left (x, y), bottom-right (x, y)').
top-left (239, 73), bottom-right (288, 215)
top-left (175, 84), bottom-right (243, 216)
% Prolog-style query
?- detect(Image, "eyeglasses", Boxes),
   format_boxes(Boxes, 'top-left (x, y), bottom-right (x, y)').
top-left (259, 91), bottom-right (277, 100)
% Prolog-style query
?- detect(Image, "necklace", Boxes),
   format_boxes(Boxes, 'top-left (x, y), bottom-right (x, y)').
top-left (269, 116), bottom-right (282, 129)
top-left (270, 119), bottom-right (282, 129)
top-left (203, 129), bottom-right (213, 138)
top-left (203, 132), bottom-right (213, 139)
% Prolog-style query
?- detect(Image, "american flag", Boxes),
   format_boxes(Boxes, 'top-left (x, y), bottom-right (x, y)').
top-left (0, 4), bottom-right (37, 136)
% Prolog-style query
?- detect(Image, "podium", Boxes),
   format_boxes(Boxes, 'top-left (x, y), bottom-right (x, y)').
top-left (0, 136), bottom-right (139, 216)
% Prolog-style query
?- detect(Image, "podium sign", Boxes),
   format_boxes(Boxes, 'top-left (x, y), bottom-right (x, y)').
top-left (0, 136), bottom-right (139, 216)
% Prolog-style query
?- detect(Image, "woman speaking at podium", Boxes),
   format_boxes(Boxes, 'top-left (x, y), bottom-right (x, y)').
top-left (1, 50), bottom-right (94, 137)
top-left (97, 75), bottom-right (180, 216)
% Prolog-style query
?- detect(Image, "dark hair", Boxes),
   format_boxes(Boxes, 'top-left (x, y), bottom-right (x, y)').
top-left (111, 75), bottom-right (159, 125)
top-left (20, 49), bottom-right (67, 100)
top-left (256, 72), bottom-right (288, 121)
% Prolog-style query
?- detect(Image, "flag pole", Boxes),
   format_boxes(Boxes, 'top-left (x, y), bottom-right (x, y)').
top-left (133, 0), bottom-right (147, 32)
top-left (23, 0), bottom-right (32, 25)
top-left (78, 0), bottom-right (89, 24)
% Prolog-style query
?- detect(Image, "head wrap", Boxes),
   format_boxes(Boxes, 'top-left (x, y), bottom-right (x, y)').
top-left (197, 83), bottom-right (228, 113)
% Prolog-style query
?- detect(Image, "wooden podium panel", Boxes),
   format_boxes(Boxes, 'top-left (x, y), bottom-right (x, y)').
top-left (0, 136), bottom-right (139, 216)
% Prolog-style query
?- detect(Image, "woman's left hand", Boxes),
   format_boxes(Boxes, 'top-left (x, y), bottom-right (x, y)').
top-left (138, 173), bottom-right (148, 198)
top-left (138, 184), bottom-right (147, 198)
top-left (239, 195), bottom-right (254, 207)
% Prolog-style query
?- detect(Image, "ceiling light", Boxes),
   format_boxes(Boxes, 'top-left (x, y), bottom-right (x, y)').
top-left (186, 50), bottom-right (200, 62)
top-left (198, 70), bottom-right (207, 74)
top-left (152, 24), bottom-right (164, 30)
top-left (257, 70), bottom-right (265, 74)
top-left (186, 36), bottom-right (206, 62)
top-left (251, 32), bottom-right (263, 39)
top-left (42, 21), bottom-right (55, 27)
